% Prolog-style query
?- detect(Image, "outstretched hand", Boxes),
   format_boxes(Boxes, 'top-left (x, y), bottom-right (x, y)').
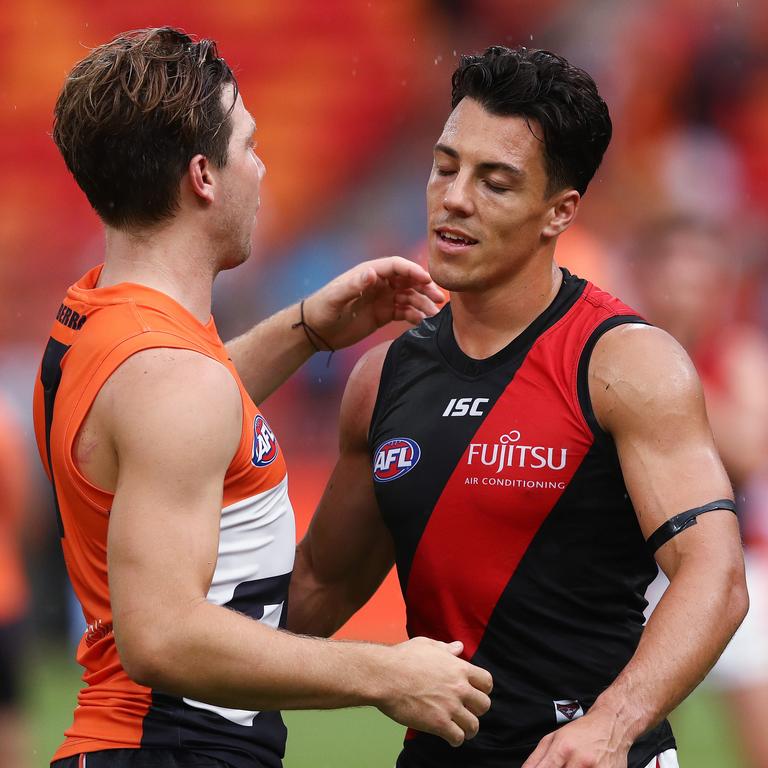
top-left (302, 257), bottom-right (445, 351)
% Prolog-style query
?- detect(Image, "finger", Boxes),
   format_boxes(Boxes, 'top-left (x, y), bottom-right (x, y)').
top-left (521, 732), bottom-right (557, 768)
top-left (467, 664), bottom-right (493, 695)
top-left (322, 267), bottom-right (380, 310)
top-left (357, 266), bottom-right (378, 293)
top-left (394, 289), bottom-right (441, 317)
top-left (367, 258), bottom-right (445, 302)
top-left (452, 708), bottom-right (480, 741)
top-left (394, 306), bottom-right (427, 326)
top-left (438, 720), bottom-right (466, 748)
top-left (389, 275), bottom-right (445, 303)
top-left (446, 640), bottom-right (464, 656)
top-left (463, 688), bottom-right (492, 717)
top-left (368, 256), bottom-right (431, 282)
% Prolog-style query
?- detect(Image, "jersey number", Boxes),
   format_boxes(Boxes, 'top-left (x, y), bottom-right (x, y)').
top-left (40, 337), bottom-right (70, 536)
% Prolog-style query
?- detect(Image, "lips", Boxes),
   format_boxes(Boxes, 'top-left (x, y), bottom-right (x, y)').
top-left (435, 227), bottom-right (479, 246)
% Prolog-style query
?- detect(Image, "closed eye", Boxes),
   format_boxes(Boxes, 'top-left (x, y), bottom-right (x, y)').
top-left (483, 179), bottom-right (508, 194)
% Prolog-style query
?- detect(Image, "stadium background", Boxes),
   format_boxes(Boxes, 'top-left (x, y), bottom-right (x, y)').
top-left (1, 0), bottom-right (767, 765)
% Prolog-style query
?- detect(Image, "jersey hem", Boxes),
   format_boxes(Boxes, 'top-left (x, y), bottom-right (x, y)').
top-left (53, 737), bottom-right (142, 762)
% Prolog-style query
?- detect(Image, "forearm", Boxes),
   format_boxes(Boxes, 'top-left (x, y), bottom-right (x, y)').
top-left (225, 303), bottom-right (315, 403)
top-left (287, 559), bottom-right (360, 638)
top-left (589, 556), bottom-right (747, 743)
top-left (287, 532), bottom-right (393, 637)
top-left (118, 598), bottom-right (390, 711)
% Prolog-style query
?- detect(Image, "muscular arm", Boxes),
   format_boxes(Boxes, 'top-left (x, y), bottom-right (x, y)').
top-left (289, 343), bottom-right (394, 637)
top-left (104, 348), bottom-right (489, 744)
top-left (524, 325), bottom-right (748, 768)
top-left (226, 258), bottom-right (442, 404)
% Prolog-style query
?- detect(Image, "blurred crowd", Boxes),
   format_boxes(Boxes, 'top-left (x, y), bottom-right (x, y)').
top-left (2, 0), bottom-right (768, 766)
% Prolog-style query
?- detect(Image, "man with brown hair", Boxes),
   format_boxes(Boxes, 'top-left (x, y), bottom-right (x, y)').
top-left (33, 27), bottom-right (492, 768)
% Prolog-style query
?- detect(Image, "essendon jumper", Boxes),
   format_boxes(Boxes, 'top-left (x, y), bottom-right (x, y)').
top-left (369, 269), bottom-right (676, 768)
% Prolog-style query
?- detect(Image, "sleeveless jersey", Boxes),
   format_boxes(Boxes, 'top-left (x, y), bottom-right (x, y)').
top-left (32, 266), bottom-right (295, 768)
top-left (369, 270), bottom-right (675, 768)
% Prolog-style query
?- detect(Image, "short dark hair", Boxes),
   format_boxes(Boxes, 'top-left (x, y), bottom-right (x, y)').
top-left (451, 46), bottom-right (612, 196)
top-left (53, 27), bottom-right (237, 229)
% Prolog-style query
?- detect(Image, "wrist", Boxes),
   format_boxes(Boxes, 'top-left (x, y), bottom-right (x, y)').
top-left (588, 691), bottom-right (643, 746)
top-left (291, 298), bottom-right (334, 354)
top-left (350, 642), bottom-right (397, 709)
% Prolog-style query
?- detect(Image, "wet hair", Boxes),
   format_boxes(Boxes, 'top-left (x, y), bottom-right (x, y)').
top-left (451, 46), bottom-right (612, 195)
top-left (53, 27), bottom-right (237, 229)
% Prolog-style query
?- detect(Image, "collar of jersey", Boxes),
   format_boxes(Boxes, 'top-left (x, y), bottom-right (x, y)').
top-left (68, 264), bottom-right (219, 341)
top-left (436, 268), bottom-right (586, 378)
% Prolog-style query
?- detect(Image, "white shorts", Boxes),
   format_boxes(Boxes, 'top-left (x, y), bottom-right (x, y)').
top-left (644, 749), bottom-right (678, 767)
top-left (645, 551), bottom-right (768, 688)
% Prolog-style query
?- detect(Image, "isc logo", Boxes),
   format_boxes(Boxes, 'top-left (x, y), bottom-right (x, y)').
top-left (442, 397), bottom-right (489, 417)
top-left (252, 415), bottom-right (279, 467)
top-left (373, 438), bottom-right (421, 482)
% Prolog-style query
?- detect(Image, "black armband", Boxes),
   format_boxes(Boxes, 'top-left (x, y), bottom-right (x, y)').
top-left (646, 499), bottom-right (737, 555)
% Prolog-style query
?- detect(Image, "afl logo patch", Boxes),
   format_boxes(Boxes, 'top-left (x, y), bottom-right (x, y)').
top-left (373, 438), bottom-right (421, 482)
top-left (252, 415), bottom-right (279, 467)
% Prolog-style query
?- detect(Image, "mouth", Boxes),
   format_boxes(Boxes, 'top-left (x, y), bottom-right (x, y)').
top-left (434, 227), bottom-right (479, 251)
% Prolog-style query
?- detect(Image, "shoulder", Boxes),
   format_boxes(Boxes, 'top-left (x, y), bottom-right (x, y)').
top-left (589, 324), bottom-right (704, 434)
top-left (340, 341), bottom-right (393, 449)
top-left (97, 347), bottom-right (242, 465)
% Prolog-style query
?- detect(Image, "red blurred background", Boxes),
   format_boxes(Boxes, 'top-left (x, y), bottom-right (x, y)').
top-left (2, 0), bottom-right (768, 693)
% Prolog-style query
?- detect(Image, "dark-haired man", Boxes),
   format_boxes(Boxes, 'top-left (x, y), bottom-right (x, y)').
top-left (289, 46), bottom-right (747, 768)
top-left (33, 27), bottom-right (492, 768)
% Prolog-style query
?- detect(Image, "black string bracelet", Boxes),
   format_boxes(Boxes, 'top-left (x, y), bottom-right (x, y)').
top-left (291, 299), bottom-right (335, 366)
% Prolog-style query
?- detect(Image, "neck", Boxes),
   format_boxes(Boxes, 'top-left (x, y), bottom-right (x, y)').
top-left (450, 258), bottom-right (563, 359)
top-left (99, 222), bottom-right (216, 324)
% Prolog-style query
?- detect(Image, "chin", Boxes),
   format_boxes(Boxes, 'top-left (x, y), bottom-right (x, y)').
top-left (219, 242), bottom-right (252, 272)
top-left (428, 254), bottom-right (480, 293)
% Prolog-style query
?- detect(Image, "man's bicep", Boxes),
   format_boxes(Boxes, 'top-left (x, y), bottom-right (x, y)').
top-left (105, 350), bottom-right (242, 629)
top-left (305, 445), bottom-right (394, 587)
top-left (591, 326), bottom-right (736, 568)
top-left (292, 343), bottom-right (394, 630)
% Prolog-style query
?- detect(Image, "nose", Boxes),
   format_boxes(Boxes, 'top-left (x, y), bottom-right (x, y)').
top-left (443, 172), bottom-right (474, 217)
top-left (256, 155), bottom-right (266, 180)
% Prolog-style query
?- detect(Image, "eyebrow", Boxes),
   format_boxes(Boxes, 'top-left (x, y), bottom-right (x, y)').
top-left (433, 143), bottom-right (525, 179)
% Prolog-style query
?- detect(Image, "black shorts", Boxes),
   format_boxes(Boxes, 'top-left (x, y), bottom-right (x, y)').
top-left (0, 618), bottom-right (26, 706)
top-left (51, 749), bottom-right (234, 768)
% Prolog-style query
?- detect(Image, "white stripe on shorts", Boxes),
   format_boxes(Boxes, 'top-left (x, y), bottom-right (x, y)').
top-left (644, 749), bottom-right (678, 768)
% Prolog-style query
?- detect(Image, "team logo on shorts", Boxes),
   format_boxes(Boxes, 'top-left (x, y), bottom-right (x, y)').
top-left (252, 415), bottom-right (279, 467)
top-left (373, 438), bottom-right (421, 482)
top-left (554, 699), bottom-right (584, 724)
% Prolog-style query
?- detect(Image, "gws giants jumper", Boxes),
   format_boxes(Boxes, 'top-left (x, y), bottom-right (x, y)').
top-left (33, 266), bottom-right (294, 768)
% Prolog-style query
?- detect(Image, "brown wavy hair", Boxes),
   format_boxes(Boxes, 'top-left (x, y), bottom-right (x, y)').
top-left (53, 27), bottom-right (237, 229)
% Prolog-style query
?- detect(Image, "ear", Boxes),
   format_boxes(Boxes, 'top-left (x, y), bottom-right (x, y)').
top-left (542, 189), bottom-right (580, 238)
top-left (187, 154), bottom-right (215, 204)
